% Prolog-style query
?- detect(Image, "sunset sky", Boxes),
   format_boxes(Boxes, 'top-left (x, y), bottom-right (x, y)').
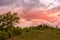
top-left (0, 0), bottom-right (60, 28)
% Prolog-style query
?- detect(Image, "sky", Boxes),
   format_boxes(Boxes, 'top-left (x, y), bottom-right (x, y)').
top-left (0, 0), bottom-right (60, 28)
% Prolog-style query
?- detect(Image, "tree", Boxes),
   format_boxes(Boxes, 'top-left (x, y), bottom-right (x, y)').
top-left (0, 12), bottom-right (20, 30)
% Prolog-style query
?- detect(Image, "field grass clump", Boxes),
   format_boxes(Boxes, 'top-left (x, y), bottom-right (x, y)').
top-left (9, 24), bottom-right (60, 40)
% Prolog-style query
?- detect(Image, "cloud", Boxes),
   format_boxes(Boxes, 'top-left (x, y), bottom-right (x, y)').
top-left (0, 0), bottom-right (15, 6)
top-left (0, 0), bottom-right (60, 10)
top-left (40, 0), bottom-right (60, 9)
top-left (15, 0), bottom-right (46, 9)
top-left (19, 8), bottom-right (60, 22)
top-left (17, 9), bottom-right (60, 27)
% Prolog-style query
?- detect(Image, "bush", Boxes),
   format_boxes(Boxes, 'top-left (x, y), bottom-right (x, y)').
top-left (0, 27), bottom-right (22, 40)
top-left (6, 27), bottom-right (22, 38)
top-left (0, 31), bottom-right (8, 40)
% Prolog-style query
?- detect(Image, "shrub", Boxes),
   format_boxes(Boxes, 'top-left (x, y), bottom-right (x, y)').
top-left (0, 31), bottom-right (8, 40)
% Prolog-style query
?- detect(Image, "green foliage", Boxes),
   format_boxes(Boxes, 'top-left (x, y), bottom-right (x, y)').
top-left (0, 12), bottom-right (20, 31)
top-left (9, 25), bottom-right (60, 40)
top-left (0, 31), bottom-right (8, 40)
top-left (7, 27), bottom-right (22, 38)
top-left (0, 12), bottom-right (22, 40)
top-left (0, 27), bottom-right (22, 40)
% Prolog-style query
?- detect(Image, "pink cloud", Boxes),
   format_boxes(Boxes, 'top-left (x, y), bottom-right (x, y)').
top-left (17, 8), bottom-right (60, 27)
top-left (0, 7), bottom-right (60, 27)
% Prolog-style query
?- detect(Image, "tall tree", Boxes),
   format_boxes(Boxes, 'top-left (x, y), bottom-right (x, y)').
top-left (0, 12), bottom-right (20, 30)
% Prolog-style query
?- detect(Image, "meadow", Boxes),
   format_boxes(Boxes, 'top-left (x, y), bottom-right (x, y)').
top-left (8, 25), bottom-right (60, 40)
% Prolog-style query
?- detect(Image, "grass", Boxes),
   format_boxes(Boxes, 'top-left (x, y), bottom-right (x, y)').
top-left (8, 26), bottom-right (60, 40)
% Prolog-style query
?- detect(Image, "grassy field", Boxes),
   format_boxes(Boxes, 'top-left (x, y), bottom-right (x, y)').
top-left (8, 25), bottom-right (60, 40)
